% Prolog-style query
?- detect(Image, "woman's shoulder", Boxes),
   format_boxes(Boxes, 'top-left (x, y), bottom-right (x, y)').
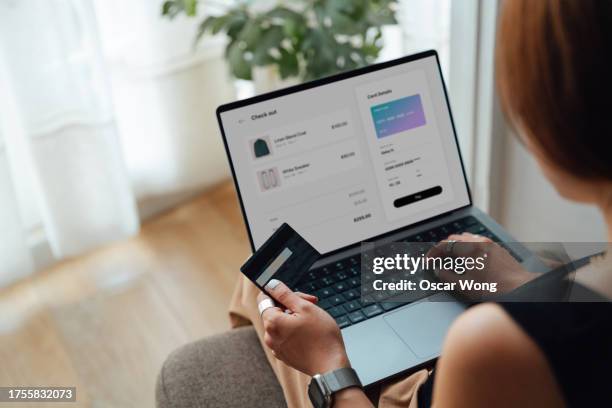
top-left (433, 303), bottom-right (565, 407)
top-left (432, 253), bottom-right (612, 407)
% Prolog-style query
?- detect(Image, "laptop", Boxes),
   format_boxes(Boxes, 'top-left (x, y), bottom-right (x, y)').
top-left (216, 50), bottom-right (534, 386)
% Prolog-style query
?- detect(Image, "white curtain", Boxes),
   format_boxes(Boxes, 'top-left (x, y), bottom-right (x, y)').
top-left (0, 0), bottom-right (139, 284)
top-left (0, 0), bottom-right (236, 286)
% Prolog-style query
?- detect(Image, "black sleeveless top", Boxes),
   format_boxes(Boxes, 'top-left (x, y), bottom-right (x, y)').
top-left (418, 255), bottom-right (612, 407)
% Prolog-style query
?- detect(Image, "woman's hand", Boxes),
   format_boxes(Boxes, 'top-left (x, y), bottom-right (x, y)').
top-left (257, 279), bottom-right (350, 376)
top-left (428, 233), bottom-right (535, 298)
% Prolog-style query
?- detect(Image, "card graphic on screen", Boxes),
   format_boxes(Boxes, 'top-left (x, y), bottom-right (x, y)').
top-left (240, 223), bottom-right (321, 292)
top-left (370, 94), bottom-right (426, 139)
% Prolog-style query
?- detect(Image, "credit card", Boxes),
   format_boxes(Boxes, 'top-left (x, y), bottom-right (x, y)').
top-left (241, 223), bottom-right (321, 293)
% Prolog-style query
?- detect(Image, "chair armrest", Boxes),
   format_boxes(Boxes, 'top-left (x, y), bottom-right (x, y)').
top-left (156, 326), bottom-right (287, 408)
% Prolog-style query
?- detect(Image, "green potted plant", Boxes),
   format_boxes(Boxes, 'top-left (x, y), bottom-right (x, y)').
top-left (162, 0), bottom-right (398, 88)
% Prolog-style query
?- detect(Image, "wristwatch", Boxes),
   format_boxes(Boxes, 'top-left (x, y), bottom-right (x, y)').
top-left (308, 367), bottom-right (362, 408)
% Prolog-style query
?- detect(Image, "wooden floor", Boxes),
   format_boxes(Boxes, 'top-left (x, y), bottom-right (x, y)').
top-left (0, 181), bottom-right (252, 407)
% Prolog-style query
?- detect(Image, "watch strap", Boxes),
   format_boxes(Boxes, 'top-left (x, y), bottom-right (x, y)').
top-left (321, 367), bottom-right (362, 394)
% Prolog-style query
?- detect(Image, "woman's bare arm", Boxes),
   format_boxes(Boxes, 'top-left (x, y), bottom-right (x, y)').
top-left (433, 303), bottom-right (565, 408)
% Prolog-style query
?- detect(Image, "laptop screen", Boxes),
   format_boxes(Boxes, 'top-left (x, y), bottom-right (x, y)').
top-left (218, 51), bottom-right (470, 254)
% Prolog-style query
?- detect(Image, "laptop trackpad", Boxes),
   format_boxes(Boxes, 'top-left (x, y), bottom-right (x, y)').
top-left (384, 300), bottom-right (465, 358)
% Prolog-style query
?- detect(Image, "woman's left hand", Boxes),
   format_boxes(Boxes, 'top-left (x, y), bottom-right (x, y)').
top-left (257, 279), bottom-right (350, 376)
top-left (429, 233), bottom-right (535, 297)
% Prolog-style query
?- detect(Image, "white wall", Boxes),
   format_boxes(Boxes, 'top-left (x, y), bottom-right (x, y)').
top-left (495, 130), bottom-right (607, 242)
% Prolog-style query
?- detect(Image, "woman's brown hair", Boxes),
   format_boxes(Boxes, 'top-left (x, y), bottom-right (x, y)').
top-left (497, 0), bottom-right (612, 179)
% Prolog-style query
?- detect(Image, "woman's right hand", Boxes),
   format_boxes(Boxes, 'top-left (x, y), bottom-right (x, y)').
top-left (257, 279), bottom-right (351, 377)
top-left (428, 233), bottom-right (535, 298)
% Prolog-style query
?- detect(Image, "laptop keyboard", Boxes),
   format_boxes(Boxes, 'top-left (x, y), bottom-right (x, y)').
top-left (294, 216), bottom-right (521, 329)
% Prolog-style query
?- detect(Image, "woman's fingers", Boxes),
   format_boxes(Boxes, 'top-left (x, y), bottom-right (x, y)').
top-left (257, 293), bottom-right (283, 319)
top-left (433, 233), bottom-right (493, 258)
top-left (265, 279), bottom-right (306, 311)
top-left (427, 241), bottom-right (447, 258)
top-left (447, 234), bottom-right (465, 241)
top-left (459, 232), bottom-right (493, 243)
top-left (257, 290), bottom-right (316, 314)
top-left (296, 292), bottom-right (318, 303)
top-left (259, 281), bottom-right (306, 347)
top-left (428, 236), bottom-right (466, 258)
top-left (256, 291), bottom-right (268, 304)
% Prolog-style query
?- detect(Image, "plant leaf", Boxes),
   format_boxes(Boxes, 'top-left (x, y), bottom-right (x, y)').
top-left (227, 42), bottom-right (252, 80)
top-left (211, 15), bottom-right (231, 35)
top-left (161, 0), bottom-right (181, 19)
top-left (313, 3), bottom-right (327, 28)
top-left (252, 26), bottom-right (285, 66)
top-left (238, 19), bottom-right (262, 48)
top-left (195, 16), bottom-right (219, 44)
top-left (277, 48), bottom-right (299, 79)
top-left (226, 11), bottom-right (248, 39)
top-left (161, 1), bottom-right (172, 16)
top-left (329, 11), bottom-right (362, 35)
top-left (266, 7), bottom-right (305, 23)
top-left (183, 0), bottom-right (197, 16)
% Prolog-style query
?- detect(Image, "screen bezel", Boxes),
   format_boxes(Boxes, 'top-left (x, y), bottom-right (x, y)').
top-left (216, 49), bottom-right (473, 255)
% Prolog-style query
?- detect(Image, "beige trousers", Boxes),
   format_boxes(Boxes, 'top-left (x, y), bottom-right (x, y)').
top-left (229, 276), bottom-right (430, 408)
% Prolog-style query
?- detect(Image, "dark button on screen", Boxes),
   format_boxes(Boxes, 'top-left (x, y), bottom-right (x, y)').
top-left (393, 186), bottom-right (443, 208)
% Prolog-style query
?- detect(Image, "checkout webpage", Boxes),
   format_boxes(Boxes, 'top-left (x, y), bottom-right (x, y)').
top-left (220, 55), bottom-right (470, 254)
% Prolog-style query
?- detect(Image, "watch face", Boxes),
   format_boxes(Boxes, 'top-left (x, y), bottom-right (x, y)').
top-left (308, 378), bottom-right (327, 408)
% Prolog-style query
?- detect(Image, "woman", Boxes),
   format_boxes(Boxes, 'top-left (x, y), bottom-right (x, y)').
top-left (229, 1), bottom-right (612, 406)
